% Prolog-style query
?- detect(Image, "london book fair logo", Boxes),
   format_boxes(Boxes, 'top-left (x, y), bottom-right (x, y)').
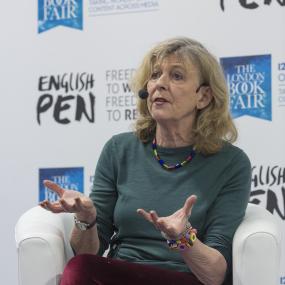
top-left (220, 0), bottom-right (285, 11)
top-left (220, 55), bottom-right (272, 120)
top-left (39, 167), bottom-right (84, 202)
top-left (38, 0), bottom-right (83, 33)
top-left (37, 72), bottom-right (96, 125)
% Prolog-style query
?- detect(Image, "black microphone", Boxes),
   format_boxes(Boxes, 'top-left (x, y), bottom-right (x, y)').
top-left (138, 89), bottom-right (149, 99)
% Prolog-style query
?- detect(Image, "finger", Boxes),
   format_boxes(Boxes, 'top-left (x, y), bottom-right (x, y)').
top-left (183, 195), bottom-right (197, 217)
top-left (137, 209), bottom-right (153, 223)
top-left (40, 200), bottom-right (65, 213)
top-left (150, 210), bottom-right (159, 222)
top-left (149, 210), bottom-right (162, 230)
top-left (39, 201), bottom-right (48, 210)
top-left (59, 199), bottom-right (77, 213)
top-left (74, 197), bottom-right (84, 212)
top-left (43, 180), bottom-right (65, 197)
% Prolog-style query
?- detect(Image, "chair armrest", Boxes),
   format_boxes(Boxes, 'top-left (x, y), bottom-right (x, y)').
top-left (233, 203), bottom-right (282, 285)
top-left (15, 206), bottom-right (74, 285)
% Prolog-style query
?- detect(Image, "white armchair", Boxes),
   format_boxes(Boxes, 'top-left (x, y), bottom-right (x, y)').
top-left (15, 203), bottom-right (282, 285)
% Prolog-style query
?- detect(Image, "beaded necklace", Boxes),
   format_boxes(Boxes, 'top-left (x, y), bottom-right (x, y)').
top-left (152, 138), bottom-right (196, 170)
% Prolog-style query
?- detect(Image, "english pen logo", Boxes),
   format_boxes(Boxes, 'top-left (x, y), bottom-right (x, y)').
top-left (220, 54), bottom-right (272, 121)
top-left (38, 0), bottom-right (83, 33)
top-left (220, 0), bottom-right (285, 11)
top-left (251, 165), bottom-right (285, 221)
top-left (36, 72), bottom-right (96, 125)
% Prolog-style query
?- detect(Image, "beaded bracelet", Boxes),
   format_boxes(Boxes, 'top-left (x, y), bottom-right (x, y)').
top-left (163, 224), bottom-right (197, 251)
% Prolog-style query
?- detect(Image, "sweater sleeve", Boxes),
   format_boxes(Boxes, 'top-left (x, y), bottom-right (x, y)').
top-left (202, 150), bottom-right (251, 279)
top-left (89, 137), bottom-right (118, 256)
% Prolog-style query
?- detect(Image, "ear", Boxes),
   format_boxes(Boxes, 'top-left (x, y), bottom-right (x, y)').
top-left (197, 86), bottom-right (213, 110)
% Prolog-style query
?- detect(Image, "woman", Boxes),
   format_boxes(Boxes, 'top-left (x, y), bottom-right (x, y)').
top-left (40, 37), bottom-right (251, 285)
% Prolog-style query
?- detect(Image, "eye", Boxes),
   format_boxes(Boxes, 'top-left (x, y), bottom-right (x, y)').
top-left (150, 71), bottom-right (161, 80)
top-left (172, 71), bottom-right (184, 81)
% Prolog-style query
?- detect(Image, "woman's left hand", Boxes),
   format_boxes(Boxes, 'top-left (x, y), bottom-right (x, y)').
top-left (137, 195), bottom-right (197, 239)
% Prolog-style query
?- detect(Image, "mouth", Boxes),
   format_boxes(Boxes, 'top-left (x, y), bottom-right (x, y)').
top-left (153, 97), bottom-right (169, 104)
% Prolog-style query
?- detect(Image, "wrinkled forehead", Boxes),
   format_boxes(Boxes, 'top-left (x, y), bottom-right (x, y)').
top-left (150, 50), bottom-right (200, 75)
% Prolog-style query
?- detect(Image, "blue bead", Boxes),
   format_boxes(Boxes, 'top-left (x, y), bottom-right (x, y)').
top-left (159, 159), bottom-right (164, 165)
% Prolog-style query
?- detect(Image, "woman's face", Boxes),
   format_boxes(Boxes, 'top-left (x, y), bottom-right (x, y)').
top-left (146, 54), bottom-right (202, 127)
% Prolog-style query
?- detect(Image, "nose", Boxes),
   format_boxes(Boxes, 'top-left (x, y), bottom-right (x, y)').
top-left (155, 73), bottom-right (169, 91)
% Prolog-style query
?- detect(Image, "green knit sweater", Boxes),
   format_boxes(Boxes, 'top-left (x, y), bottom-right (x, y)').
top-left (90, 132), bottom-right (251, 275)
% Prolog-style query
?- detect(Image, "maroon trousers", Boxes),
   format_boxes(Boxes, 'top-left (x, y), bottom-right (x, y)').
top-left (60, 254), bottom-right (203, 285)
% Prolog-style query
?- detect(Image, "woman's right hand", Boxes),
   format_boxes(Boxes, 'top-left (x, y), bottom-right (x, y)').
top-left (39, 180), bottom-right (96, 221)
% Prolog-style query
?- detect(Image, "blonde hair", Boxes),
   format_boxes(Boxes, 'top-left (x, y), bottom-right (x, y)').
top-left (131, 37), bottom-right (237, 155)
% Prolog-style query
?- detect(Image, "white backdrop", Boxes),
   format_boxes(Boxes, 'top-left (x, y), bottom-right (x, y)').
top-left (0, 1), bottom-right (284, 284)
